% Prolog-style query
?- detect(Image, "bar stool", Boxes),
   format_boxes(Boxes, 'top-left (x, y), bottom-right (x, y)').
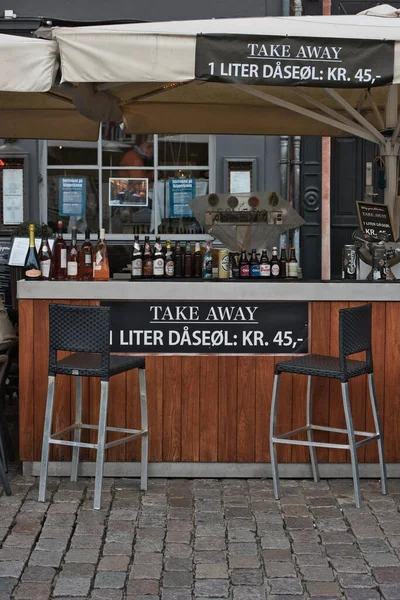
top-left (38, 304), bottom-right (148, 510)
top-left (270, 303), bottom-right (387, 508)
top-left (0, 355), bottom-right (11, 496)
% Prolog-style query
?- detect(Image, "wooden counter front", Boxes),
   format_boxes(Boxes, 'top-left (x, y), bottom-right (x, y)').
top-left (19, 297), bottom-right (398, 473)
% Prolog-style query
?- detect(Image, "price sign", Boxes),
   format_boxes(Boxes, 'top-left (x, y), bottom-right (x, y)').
top-left (356, 201), bottom-right (394, 241)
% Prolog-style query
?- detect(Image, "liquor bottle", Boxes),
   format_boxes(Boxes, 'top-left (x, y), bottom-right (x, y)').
top-left (93, 228), bottom-right (110, 281)
top-left (270, 247), bottom-right (281, 279)
top-left (80, 229), bottom-right (94, 281)
top-left (288, 247), bottom-right (298, 279)
top-left (250, 248), bottom-right (260, 277)
top-left (131, 234), bottom-right (143, 280)
top-left (38, 226), bottom-right (52, 281)
top-left (153, 236), bottom-right (164, 278)
top-left (174, 241), bottom-right (183, 278)
top-left (165, 240), bottom-right (174, 278)
top-left (239, 249), bottom-right (249, 278)
top-left (24, 224), bottom-right (41, 281)
top-left (202, 241), bottom-right (212, 279)
top-left (53, 220), bottom-right (67, 281)
top-left (232, 252), bottom-right (240, 279)
top-left (67, 226), bottom-right (80, 280)
top-left (260, 249), bottom-right (270, 278)
top-left (280, 247), bottom-right (288, 279)
top-left (143, 236), bottom-right (153, 279)
top-left (184, 242), bottom-right (192, 278)
top-left (194, 242), bottom-right (202, 278)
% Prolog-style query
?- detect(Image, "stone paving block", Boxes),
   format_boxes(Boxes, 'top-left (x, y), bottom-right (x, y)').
top-left (102, 542), bottom-right (132, 555)
top-left (161, 590), bottom-right (192, 600)
top-left (98, 554), bottom-right (130, 572)
top-left (329, 558), bottom-right (368, 573)
top-left (325, 544), bottom-right (361, 558)
top-left (261, 536), bottom-right (291, 550)
top-left (69, 534), bottom-right (103, 549)
top-left (228, 529), bottom-right (257, 543)
top-left (232, 586), bottom-right (266, 599)
top-left (268, 578), bottom-right (303, 595)
top-left (230, 555), bottom-right (260, 569)
top-left (264, 561), bottom-right (297, 578)
top-left (338, 572), bottom-right (376, 588)
top-left (130, 562), bottom-right (162, 579)
top-left (372, 566), bottom-right (400, 583)
top-left (29, 550), bottom-right (64, 568)
top-left (0, 578), bottom-right (17, 594)
top-left (22, 566), bottom-right (56, 582)
top-left (358, 538), bottom-right (392, 553)
top-left (196, 564), bottom-right (228, 579)
top-left (94, 571), bottom-right (126, 589)
top-left (319, 531), bottom-right (354, 545)
top-left (13, 582), bottom-right (52, 600)
top-left (194, 551), bottom-right (227, 564)
top-left (126, 578), bottom-right (159, 595)
top-left (3, 534), bottom-right (36, 548)
top-left (164, 557), bottom-right (192, 571)
top-left (0, 560), bottom-right (24, 578)
top-left (231, 568), bottom-right (263, 586)
top-left (195, 537), bottom-right (226, 551)
top-left (344, 590), bottom-right (380, 600)
top-left (379, 583), bottom-right (400, 599)
top-left (91, 591), bottom-right (124, 600)
top-left (295, 554), bottom-right (329, 567)
top-left (163, 570), bottom-right (193, 587)
top-left (300, 566), bottom-right (335, 582)
top-left (35, 536), bottom-right (69, 552)
top-left (64, 548), bottom-right (99, 563)
top-left (262, 549), bottom-right (293, 562)
top-left (364, 553), bottom-right (400, 567)
top-left (195, 578), bottom-right (229, 597)
top-left (229, 543), bottom-right (258, 555)
top-left (0, 547), bottom-right (30, 562)
top-left (53, 576), bottom-right (92, 597)
top-left (305, 581), bottom-right (342, 597)
top-left (165, 543), bottom-right (193, 558)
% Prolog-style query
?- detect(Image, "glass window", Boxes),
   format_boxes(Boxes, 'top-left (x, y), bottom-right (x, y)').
top-left (158, 134), bottom-right (209, 167)
top-left (47, 141), bottom-right (98, 166)
top-left (157, 170), bottom-right (207, 235)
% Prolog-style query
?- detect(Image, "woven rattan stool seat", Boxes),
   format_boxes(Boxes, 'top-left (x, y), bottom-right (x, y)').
top-left (276, 354), bottom-right (369, 380)
top-left (55, 353), bottom-right (145, 378)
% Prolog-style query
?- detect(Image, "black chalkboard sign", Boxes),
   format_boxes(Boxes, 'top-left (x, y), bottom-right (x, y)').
top-left (356, 201), bottom-right (394, 241)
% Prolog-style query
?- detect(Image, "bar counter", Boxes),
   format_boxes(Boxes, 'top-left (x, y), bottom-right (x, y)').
top-left (17, 280), bottom-right (400, 479)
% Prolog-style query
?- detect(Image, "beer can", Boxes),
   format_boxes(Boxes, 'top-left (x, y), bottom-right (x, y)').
top-left (372, 244), bottom-right (387, 280)
top-left (342, 245), bottom-right (357, 280)
top-left (218, 249), bottom-right (229, 279)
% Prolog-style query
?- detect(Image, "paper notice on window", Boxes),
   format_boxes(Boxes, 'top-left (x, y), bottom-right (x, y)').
top-left (229, 170), bottom-right (251, 194)
top-left (8, 237), bottom-right (54, 267)
top-left (3, 169), bottom-right (23, 225)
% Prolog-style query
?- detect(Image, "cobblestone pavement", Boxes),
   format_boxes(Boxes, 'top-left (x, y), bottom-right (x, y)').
top-left (0, 475), bottom-right (399, 599)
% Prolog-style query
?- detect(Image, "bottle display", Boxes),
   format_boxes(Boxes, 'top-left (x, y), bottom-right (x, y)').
top-left (218, 249), bottom-right (229, 279)
top-left (184, 242), bottom-right (192, 278)
top-left (38, 226), bottom-right (52, 280)
top-left (194, 242), bottom-right (202, 278)
top-left (143, 236), bottom-right (153, 279)
top-left (53, 220), bottom-right (67, 281)
top-left (288, 247), bottom-right (298, 279)
top-left (280, 247), bottom-right (288, 279)
top-left (131, 235), bottom-right (143, 280)
top-left (24, 224), bottom-right (41, 281)
top-left (93, 229), bottom-right (110, 281)
top-left (270, 247), bottom-right (281, 279)
top-left (153, 236), bottom-right (164, 278)
top-left (250, 248), bottom-right (260, 277)
top-left (239, 250), bottom-right (249, 278)
top-left (174, 242), bottom-right (183, 278)
top-left (165, 240), bottom-right (174, 278)
top-left (260, 249), bottom-right (270, 278)
top-left (67, 226), bottom-right (80, 280)
top-left (80, 229), bottom-right (94, 281)
top-left (231, 252), bottom-right (240, 279)
top-left (202, 241), bottom-right (213, 279)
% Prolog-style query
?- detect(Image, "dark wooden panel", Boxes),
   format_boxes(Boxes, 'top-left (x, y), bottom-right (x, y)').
top-left (274, 356), bottom-right (293, 463)
top-left (237, 356), bottom-right (256, 462)
top-left (181, 356), bottom-right (200, 462)
top-left (163, 356), bottom-right (182, 461)
top-left (18, 300), bottom-right (34, 461)
top-left (147, 357), bottom-right (163, 462)
top-left (384, 303), bottom-right (400, 462)
top-left (366, 302), bottom-right (385, 462)
top-left (218, 356), bottom-right (237, 462)
top-left (311, 302), bottom-right (331, 462)
top-left (33, 300), bottom-right (51, 461)
top-left (329, 302), bottom-right (349, 462)
top-left (255, 356), bottom-right (275, 463)
top-left (199, 356), bottom-right (218, 462)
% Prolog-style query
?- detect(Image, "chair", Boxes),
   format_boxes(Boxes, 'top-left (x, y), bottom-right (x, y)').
top-left (270, 303), bottom-right (387, 508)
top-left (0, 355), bottom-right (11, 496)
top-left (38, 304), bottom-right (148, 509)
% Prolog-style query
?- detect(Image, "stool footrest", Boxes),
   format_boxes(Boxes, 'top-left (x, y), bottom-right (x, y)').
top-left (272, 437), bottom-right (350, 450)
top-left (49, 428), bottom-right (148, 451)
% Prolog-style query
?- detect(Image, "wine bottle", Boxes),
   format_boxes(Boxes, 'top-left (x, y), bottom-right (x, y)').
top-left (202, 241), bottom-right (213, 279)
top-left (38, 225), bottom-right (52, 280)
top-left (143, 236), bottom-right (153, 279)
top-left (67, 226), bottom-right (80, 280)
top-left (24, 224), bottom-right (41, 281)
top-left (152, 236), bottom-right (164, 279)
top-left (93, 229), bottom-right (110, 281)
top-left (165, 240), bottom-right (174, 278)
top-left (131, 234), bottom-right (143, 280)
top-left (194, 242), bottom-right (202, 278)
top-left (80, 229), bottom-right (94, 281)
top-left (53, 220), bottom-right (67, 281)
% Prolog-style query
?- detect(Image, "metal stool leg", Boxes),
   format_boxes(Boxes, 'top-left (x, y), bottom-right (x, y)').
top-left (0, 422), bottom-right (7, 474)
top-left (93, 380), bottom-right (109, 510)
top-left (306, 375), bottom-right (320, 483)
top-left (368, 373), bottom-right (387, 495)
top-left (39, 376), bottom-right (56, 503)
top-left (341, 382), bottom-right (362, 508)
top-left (138, 368), bottom-right (148, 491)
top-left (270, 373), bottom-right (281, 500)
top-left (71, 376), bottom-right (82, 482)
top-left (0, 451), bottom-right (11, 495)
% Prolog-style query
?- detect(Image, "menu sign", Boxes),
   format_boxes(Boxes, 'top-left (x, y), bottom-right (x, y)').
top-left (356, 201), bottom-right (394, 241)
top-left (195, 35), bottom-right (394, 88)
top-left (101, 300), bottom-right (308, 355)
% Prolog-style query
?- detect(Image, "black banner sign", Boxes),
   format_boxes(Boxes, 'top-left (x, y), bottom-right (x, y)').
top-left (356, 201), bottom-right (394, 241)
top-left (195, 35), bottom-right (394, 88)
top-left (101, 301), bottom-right (308, 355)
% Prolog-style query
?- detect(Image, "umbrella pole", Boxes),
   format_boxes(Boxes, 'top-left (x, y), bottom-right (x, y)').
top-left (383, 85), bottom-right (399, 238)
